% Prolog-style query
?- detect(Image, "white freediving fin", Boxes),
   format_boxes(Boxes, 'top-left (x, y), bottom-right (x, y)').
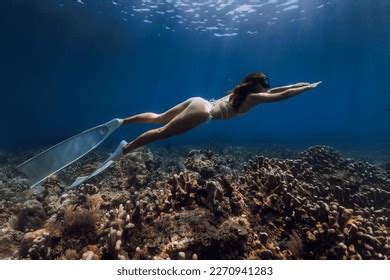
top-left (17, 118), bottom-right (124, 188)
top-left (67, 161), bottom-right (114, 189)
top-left (68, 175), bottom-right (89, 189)
top-left (67, 140), bottom-right (128, 189)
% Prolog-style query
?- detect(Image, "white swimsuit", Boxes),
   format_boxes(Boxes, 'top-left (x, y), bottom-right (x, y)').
top-left (202, 96), bottom-right (245, 124)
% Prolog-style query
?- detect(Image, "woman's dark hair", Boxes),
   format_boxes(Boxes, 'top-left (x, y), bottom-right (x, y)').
top-left (228, 72), bottom-right (270, 112)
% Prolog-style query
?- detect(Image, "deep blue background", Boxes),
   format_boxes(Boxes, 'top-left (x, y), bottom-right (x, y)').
top-left (1, 0), bottom-right (389, 151)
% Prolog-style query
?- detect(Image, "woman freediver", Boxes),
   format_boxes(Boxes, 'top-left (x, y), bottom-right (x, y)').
top-left (62, 72), bottom-right (322, 188)
top-left (118, 72), bottom-right (321, 155)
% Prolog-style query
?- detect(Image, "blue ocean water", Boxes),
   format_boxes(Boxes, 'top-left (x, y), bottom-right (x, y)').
top-left (1, 0), bottom-right (389, 155)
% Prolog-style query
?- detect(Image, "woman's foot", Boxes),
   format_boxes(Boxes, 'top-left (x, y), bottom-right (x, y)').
top-left (108, 140), bottom-right (128, 162)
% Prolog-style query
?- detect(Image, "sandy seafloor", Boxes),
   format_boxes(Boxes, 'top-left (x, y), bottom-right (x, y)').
top-left (0, 144), bottom-right (388, 260)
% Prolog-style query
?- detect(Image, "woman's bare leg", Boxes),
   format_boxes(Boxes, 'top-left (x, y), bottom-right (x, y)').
top-left (123, 97), bottom-right (198, 125)
top-left (123, 98), bottom-right (210, 154)
top-left (123, 112), bottom-right (160, 125)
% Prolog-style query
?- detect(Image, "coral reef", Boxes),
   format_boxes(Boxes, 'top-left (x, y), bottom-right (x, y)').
top-left (15, 200), bottom-right (47, 231)
top-left (0, 145), bottom-right (388, 260)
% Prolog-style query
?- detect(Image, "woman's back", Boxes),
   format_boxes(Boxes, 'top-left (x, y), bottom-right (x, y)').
top-left (208, 94), bottom-right (249, 120)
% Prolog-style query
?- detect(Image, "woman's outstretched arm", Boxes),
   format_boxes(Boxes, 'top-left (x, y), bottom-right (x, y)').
top-left (268, 82), bottom-right (310, 94)
top-left (250, 82), bottom-right (322, 103)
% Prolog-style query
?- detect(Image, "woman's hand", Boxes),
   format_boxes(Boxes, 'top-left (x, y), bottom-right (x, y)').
top-left (306, 81), bottom-right (322, 89)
